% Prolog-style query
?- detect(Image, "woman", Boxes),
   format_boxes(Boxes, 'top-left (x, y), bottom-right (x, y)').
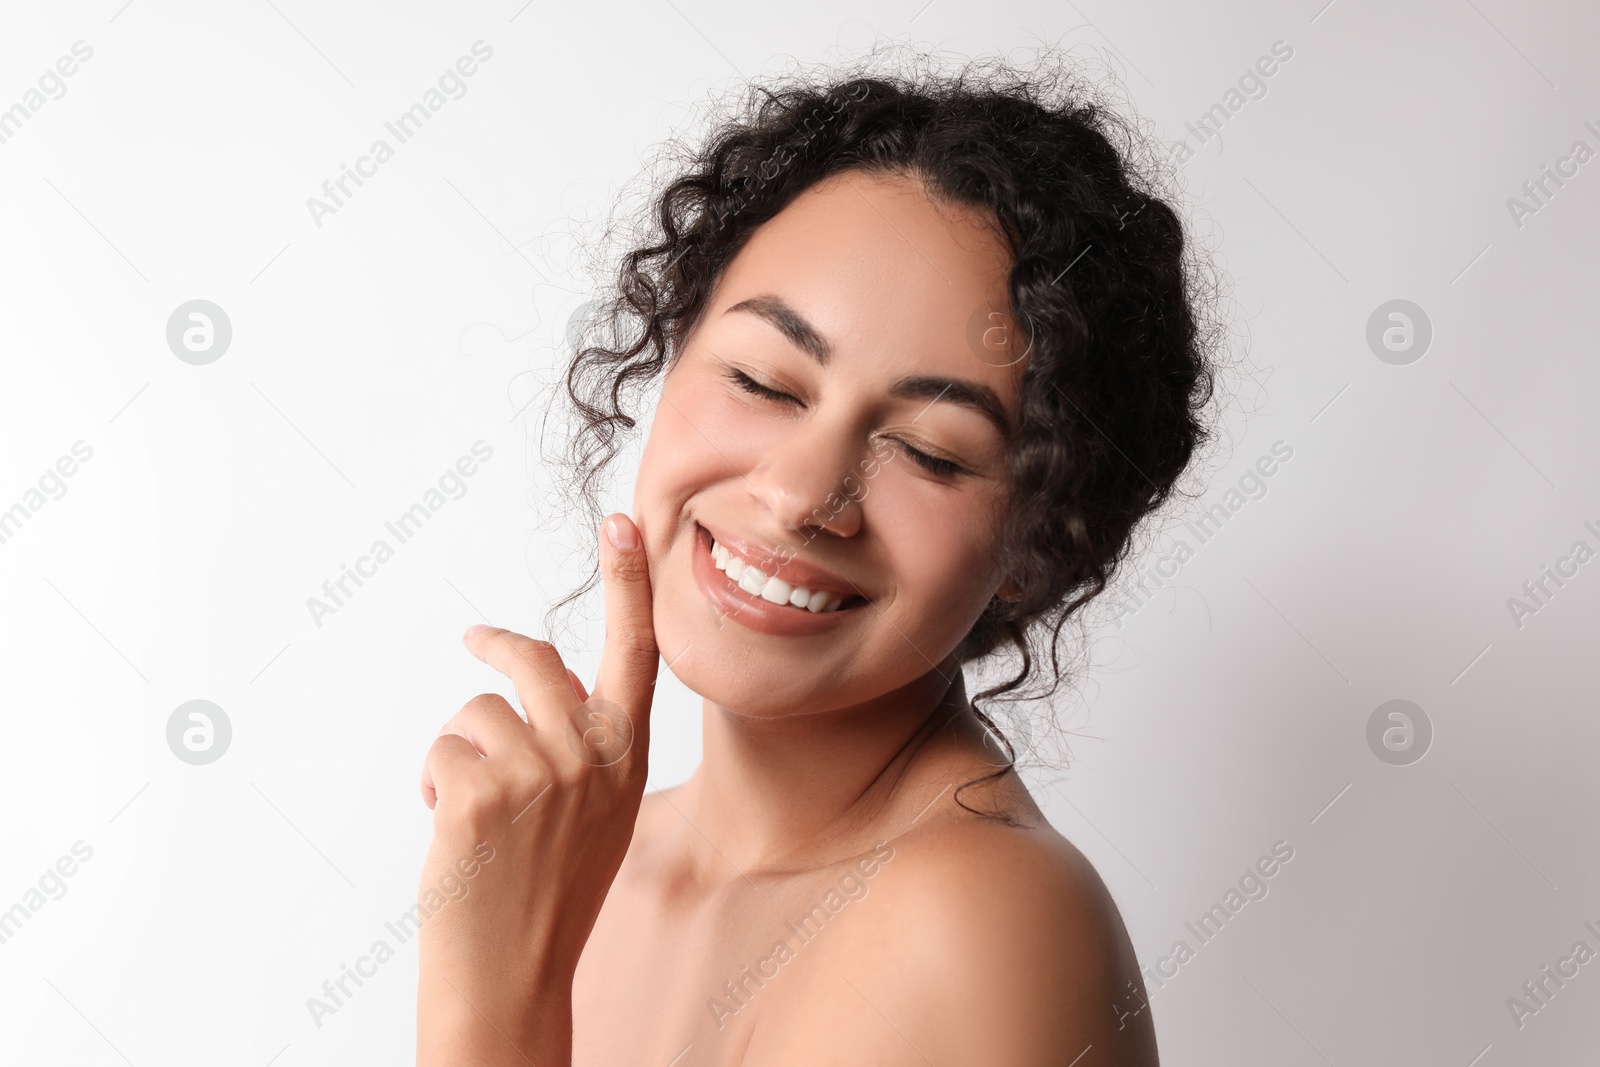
top-left (415, 49), bottom-right (1220, 1066)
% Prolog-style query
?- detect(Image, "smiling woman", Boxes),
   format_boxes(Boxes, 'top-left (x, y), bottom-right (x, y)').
top-left (416, 45), bottom-right (1226, 1067)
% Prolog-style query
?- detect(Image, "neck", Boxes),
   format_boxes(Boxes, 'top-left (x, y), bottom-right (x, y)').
top-left (678, 653), bottom-right (982, 875)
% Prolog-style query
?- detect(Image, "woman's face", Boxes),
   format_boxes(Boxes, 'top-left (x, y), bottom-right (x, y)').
top-left (633, 168), bottom-right (1026, 716)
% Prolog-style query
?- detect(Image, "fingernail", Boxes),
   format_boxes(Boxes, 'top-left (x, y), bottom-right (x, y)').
top-left (464, 623), bottom-right (490, 638)
top-left (605, 516), bottom-right (639, 552)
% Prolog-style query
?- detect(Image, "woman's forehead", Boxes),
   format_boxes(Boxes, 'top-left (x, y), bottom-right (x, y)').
top-left (703, 172), bottom-right (1022, 383)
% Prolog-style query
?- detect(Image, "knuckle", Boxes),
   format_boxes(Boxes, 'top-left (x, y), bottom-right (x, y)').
top-left (611, 548), bottom-right (651, 584)
top-left (457, 774), bottom-right (505, 815)
top-left (509, 637), bottom-right (565, 679)
top-left (462, 691), bottom-right (520, 723)
top-left (548, 761), bottom-right (587, 794)
top-left (506, 743), bottom-right (555, 782)
top-left (427, 732), bottom-right (468, 760)
top-left (609, 737), bottom-right (648, 784)
top-left (609, 624), bottom-right (658, 660)
top-left (464, 691), bottom-right (508, 711)
top-left (510, 635), bottom-right (557, 659)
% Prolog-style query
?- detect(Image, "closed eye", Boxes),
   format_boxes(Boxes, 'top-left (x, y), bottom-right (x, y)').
top-left (899, 446), bottom-right (964, 477)
top-left (727, 368), bottom-right (799, 405)
top-left (724, 367), bottom-right (968, 478)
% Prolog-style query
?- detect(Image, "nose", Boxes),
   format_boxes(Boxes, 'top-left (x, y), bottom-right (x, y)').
top-left (743, 420), bottom-right (866, 541)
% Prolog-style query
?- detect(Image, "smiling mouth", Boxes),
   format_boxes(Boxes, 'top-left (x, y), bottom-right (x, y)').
top-left (695, 522), bottom-right (867, 614)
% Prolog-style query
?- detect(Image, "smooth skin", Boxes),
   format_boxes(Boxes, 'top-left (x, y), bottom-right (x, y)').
top-left (417, 169), bottom-right (1158, 1066)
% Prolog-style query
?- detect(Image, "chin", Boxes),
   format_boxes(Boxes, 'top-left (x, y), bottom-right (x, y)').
top-left (650, 605), bottom-right (832, 717)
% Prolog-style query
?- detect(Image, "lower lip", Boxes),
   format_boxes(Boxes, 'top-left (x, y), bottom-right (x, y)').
top-left (691, 522), bottom-right (865, 636)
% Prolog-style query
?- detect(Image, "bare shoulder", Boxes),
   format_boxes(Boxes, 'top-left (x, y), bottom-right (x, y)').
top-left (750, 813), bottom-right (1159, 1066)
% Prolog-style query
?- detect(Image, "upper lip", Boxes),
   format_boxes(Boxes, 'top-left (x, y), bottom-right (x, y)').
top-left (697, 519), bottom-right (868, 601)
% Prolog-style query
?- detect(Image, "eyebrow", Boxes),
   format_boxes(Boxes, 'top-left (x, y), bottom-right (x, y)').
top-left (724, 294), bottom-right (1013, 440)
top-left (727, 294), bottom-right (833, 363)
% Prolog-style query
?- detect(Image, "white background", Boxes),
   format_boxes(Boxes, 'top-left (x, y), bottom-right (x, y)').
top-left (1, 0), bottom-right (1596, 1064)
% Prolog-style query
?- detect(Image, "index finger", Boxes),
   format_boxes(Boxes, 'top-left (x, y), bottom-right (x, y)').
top-left (463, 626), bottom-right (581, 735)
top-left (591, 513), bottom-right (660, 731)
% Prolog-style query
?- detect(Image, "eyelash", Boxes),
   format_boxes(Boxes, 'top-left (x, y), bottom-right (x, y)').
top-left (725, 368), bottom-right (966, 478)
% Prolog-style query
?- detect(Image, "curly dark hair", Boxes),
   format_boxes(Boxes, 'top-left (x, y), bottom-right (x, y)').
top-left (533, 45), bottom-right (1229, 806)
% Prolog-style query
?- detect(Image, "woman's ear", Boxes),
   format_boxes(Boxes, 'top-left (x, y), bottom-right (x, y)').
top-left (996, 576), bottom-right (1022, 603)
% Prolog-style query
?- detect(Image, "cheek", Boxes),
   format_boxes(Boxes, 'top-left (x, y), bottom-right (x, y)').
top-left (873, 487), bottom-right (1001, 609)
top-left (637, 389), bottom-right (727, 501)
top-left (632, 383), bottom-right (754, 584)
top-left (638, 381), bottom-right (777, 507)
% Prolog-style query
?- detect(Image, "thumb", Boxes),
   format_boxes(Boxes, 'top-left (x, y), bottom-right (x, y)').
top-left (590, 513), bottom-right (659, 740)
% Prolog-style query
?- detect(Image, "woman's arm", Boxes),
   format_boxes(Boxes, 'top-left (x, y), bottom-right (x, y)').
top-left (416, 981), bottom-right (571, 1066)
top-left (414, 514), bottom-right (659, 1067)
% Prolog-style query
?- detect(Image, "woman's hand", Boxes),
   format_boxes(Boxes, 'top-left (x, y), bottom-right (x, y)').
top-left (415, 513), bottom-right (658, 1067)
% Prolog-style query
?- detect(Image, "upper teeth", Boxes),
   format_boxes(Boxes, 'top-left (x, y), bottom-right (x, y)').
top-left (711, 538), bottom-right (848, 613)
